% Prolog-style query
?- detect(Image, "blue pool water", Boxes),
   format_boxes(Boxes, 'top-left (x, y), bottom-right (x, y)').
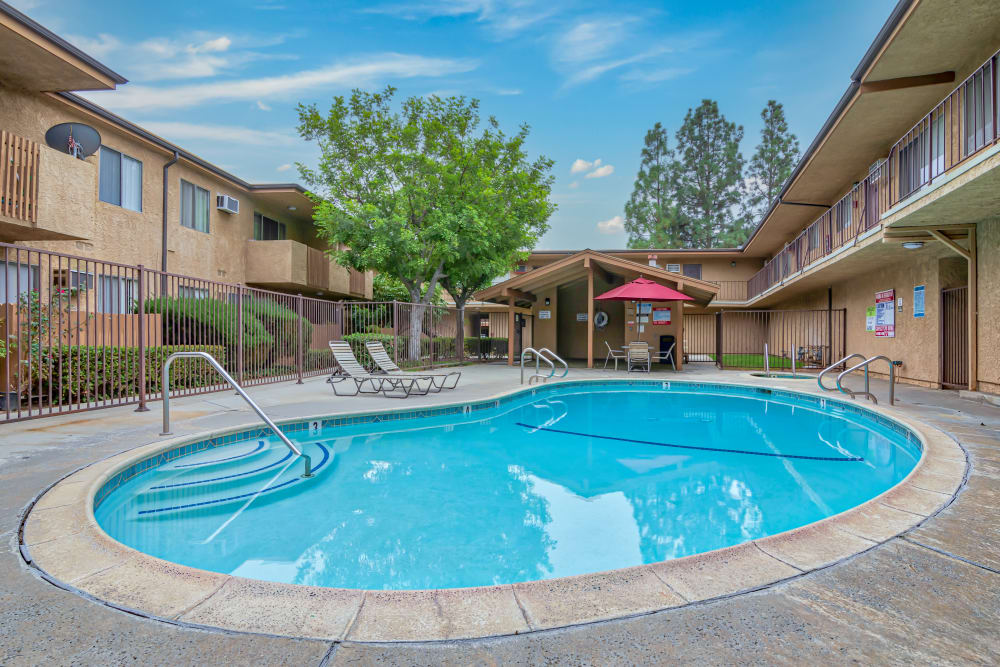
top-left (95, 384), bottom-right (920, 590)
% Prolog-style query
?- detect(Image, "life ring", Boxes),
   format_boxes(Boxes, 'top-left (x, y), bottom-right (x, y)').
top-left (594, 310), bottom-right (609, 330)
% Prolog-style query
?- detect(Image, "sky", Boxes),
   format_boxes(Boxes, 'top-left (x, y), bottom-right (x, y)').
top-left (13, 0), bottom-right (897, 249)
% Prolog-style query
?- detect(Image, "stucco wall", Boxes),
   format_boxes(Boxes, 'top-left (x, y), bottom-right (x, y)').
top-left (0, 84), bottom-right (369, 299)
top-left (976, 218), bottom-right (1000, 394)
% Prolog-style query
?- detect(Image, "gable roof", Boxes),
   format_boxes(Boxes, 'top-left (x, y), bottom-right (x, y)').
top-left (475, 249), bottom-right (720, 306)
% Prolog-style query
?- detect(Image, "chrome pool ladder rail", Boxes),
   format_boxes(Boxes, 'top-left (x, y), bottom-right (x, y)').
top-left (835, 355), bottom-right (898, 406)
top-left (520, 347), bottom-right (555, 385)
top-left (159, 351), bottom-right (313, 478)
top-left (818, 354), bottom-right (868, 393)
top-left (538, 348), bottom-right (569, 378)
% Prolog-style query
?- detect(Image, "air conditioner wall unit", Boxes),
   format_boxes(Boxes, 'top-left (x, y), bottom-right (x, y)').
top-left (217, 194), bottom-right (240, 215)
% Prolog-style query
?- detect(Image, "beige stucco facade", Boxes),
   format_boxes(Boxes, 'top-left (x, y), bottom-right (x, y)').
top-left (0, 83), bottom-right (371, 300)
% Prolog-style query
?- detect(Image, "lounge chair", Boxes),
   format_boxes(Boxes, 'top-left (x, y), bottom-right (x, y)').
top-left (653, 341), bottom-right (677, 371)
top-left (604, 341), bottom-right (626, 370)
top-left (365, 340), bottom-right (461, 390)
top-left (627, 342), bottom-right (651, 373)
top-left (327, 341), bottom-right (433, 398)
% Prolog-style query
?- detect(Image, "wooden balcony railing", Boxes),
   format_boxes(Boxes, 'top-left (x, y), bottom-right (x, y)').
top-left (305, 246), bottom-right (330, 289)
top-left (1, 131), bottom-right (40, 223)
top-left (349, 267), bottom-right (365, 295)
top-left (711, 281), bottom-right (748, 301)
top-left (743, 47), bottom-right (999, 302)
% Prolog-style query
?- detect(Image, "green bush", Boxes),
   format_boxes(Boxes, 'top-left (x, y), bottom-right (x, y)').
top-left (246, 298), bottom-right (313, 355)
top-left (342, 332), bottom-right (396, 369)
top-left (31, 344), bottom-right (226, 404)
top-left (304, 349), bottom-right (333, 372)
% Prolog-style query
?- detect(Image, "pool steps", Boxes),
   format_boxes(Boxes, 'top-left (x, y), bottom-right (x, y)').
top-left (130, 441), bottom-right (331, 517)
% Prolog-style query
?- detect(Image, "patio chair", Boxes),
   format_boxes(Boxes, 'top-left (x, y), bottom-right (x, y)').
top-left (365, 340), bottom-right (461, 390)
top-left (604, 341), bottom-right (626, 370)
top-left (627, 342), bottom-right (651, 373)
top-left (327, 341), bottom-right (433, 398)
top-left (653, 342), bottom-right (677, 371)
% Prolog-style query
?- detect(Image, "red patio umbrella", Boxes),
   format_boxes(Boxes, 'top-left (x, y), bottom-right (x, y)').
top-left (594, 277), bottom-right (694, 302)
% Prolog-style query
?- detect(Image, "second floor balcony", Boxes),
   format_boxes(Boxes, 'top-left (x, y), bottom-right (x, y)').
top-left (245, 239), bottom-right (371, 300)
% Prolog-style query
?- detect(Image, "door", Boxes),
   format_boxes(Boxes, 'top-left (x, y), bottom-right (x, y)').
top-left (941, 287), bottom-right (968, 389)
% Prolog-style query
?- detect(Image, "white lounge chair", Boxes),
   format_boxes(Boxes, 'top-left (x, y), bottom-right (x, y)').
top-left (653, 341), bottom-right (677, 371)
top-left (327, 341), bottom-right (433, 398)
top-left (365, 340), bottom-right (461, 390)
top-left (604, 341), bottom-right (626, 370)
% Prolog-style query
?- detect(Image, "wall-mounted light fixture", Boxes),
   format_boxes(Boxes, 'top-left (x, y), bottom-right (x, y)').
top-left (730, 261), bottom-right (736, 267)
top-left (902, 241), bottom-right (924, 250)
top-left (544, 297), bottom-right (551, 306)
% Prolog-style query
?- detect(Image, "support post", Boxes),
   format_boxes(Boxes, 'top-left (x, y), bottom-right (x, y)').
top-left (968, 226), bottom-right (977, 392)
top-left (587, 263), bottom-right (594, 369)
top-left (507, 298), bottom-right (515, 366)
top-left (134, 265), bottom-right (149, 412)
top-left (393, 300), bottom-right (399, 365)
top-left (296, 293), bottom-right (304, 384)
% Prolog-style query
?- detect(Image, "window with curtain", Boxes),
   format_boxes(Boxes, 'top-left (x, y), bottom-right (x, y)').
top-left (181, 180), bottom-right (210, 233)
top-left (253, 212), bottom-right (287, 240)
top-left (0, 262), bottom-right (39, 304)
top-left (682, 264), bottom-right (702, 279)
top-left (97, 274), bottom-right (137, 314)
top-left (99, 147), bottom-right (142, 211)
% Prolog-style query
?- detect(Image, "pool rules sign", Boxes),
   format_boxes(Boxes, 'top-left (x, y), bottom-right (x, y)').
top-left (874, 289), bottom-right (895, 337)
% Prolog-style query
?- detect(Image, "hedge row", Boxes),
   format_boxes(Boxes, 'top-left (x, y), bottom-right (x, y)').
top-left (26, 345), bottom-right (226, 404)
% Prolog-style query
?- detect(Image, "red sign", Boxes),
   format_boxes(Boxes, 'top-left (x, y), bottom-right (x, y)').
top-left (874, 289), bottom-right (895, 338)
top-left (652, 307), bottom-right (671, 325)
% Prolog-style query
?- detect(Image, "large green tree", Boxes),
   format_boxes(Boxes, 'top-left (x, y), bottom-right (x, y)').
top-left (624, 122), bottom-right (678, 248)
top-left (440, 121), bottom-right (554, 360)
top-left (742, 100), bottom-right (800, 234)
top-left (672, 99), bottom-right (747, 248)
top-left (297, 86), bottom-right (552, 361)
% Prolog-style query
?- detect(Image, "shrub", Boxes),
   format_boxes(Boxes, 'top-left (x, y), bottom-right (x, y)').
top-left (304, 349), bottom-right (333, 372)
top-left (31, 344), bottom-right (226, 404)
top-left (246, 298), bottom-right (313, 354)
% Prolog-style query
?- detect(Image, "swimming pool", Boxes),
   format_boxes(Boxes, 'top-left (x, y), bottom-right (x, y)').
top-left (94, 381), bottom-right (921, 590)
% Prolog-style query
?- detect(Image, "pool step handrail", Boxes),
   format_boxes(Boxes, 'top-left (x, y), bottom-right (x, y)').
top-left (818, 354), bottom-right (868, 393)
top-left (159, 351), bottom-right (313, 478)
top-left (520, 347), bottom-right (555, 385)
top-left (538, 348), bottom-right (569, 378)
top-left (835, 355), bottom-right (898, 406)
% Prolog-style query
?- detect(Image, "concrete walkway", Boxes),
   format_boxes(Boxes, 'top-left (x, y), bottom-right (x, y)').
top-left (2, 364), bottom-right (998, 664)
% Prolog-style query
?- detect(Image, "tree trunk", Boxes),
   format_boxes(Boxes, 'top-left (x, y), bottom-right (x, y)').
top-left (456, 304), bottom-right (465, 363)
top-left (407, 302), bottom-right (425, 363)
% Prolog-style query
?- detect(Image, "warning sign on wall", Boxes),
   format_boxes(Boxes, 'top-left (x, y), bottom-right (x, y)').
top-left (874, 289), bottom-right (895, 338)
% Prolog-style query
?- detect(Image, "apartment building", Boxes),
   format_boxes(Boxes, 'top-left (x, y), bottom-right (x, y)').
top-left (0, 1), bottom-right (371, 301)
top-left (480, 0), bottom-right (1000, 395)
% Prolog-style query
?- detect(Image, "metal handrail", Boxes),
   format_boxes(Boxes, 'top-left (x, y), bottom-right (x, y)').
top-left (520, 347), bottom-right (555, 385)
top-left (836, 355), bottom-right (897, 405)
top-left (159, 352), bottom-right (313, 478)
top-left (538, 348), bottom-right (569, 378)
top-left (818, 354), bottom-right (868, 392)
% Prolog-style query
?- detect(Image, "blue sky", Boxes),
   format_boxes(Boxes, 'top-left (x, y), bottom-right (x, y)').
top-left (15, 0), bottom-right (896, 249)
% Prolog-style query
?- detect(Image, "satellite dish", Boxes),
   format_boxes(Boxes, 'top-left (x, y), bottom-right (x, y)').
top-left (45, 123), bottom-right (101, 159)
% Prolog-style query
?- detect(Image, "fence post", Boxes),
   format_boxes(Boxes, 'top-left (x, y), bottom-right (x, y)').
top-left (134, 265), bottom-right (149, 412)
top-left (236, 285), bottom-right (244, 385)
top-left (715, 311), bottom-right (724, 370)
top-left (296, 293), bottom-right (304, 384)
top-left (392, 301), bottom-right (399, 365)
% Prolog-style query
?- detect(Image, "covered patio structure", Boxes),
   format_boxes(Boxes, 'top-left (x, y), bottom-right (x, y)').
top-left (475, 250), bottom-right (719, 369)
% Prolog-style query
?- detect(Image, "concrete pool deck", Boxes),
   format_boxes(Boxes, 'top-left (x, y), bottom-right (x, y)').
top-left (2, 364), bottom-right (999, 664)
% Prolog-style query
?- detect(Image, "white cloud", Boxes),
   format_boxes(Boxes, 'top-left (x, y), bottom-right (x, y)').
top-left (277, 163), bottom-right (293, 172)
top-left (256, 100), bottom-right (272, 111)
top-left (571, 157), bottom-right (601, 174)
top-left (136, 121), bottom-right (300, 146)
top-left (586, 164), bottom-right (614, 179)
top-left (596, 215), bottom-right (624, 234)
top-left (84, 54), bottom-right (478, 111)
top-left (562, 47), bottom-right (667, 89)
top-left (554, 17), bottom-right (636, 64)
top-left (64, 33), bottom-right (121, 59)
top-left (620, 67), bottom-right (692, 85)
top-left (568, 181), bottom-right (579, 189)
top-left (364, 1), bottom-right (557, 39)
top-left (190, 36), bottom-right (232, 54)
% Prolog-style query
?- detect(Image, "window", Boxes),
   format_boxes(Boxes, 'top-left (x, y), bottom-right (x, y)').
top-left (69, 269), bottom-right (95, 290)
top-left (178, 285), bottom-right (209, 300)
top-left (180, 180), bottom-right (210, 233)
top-left (665, 263), bottom-right (681, 273)
top-left (253, 212), bottom-right (286, 240)
top-left (808, 224), bottom-right (821, 251)
top-left (99, 147), bottom-right (142, 211)
top-left (964, 64), bottom-right (994, 157)
top-left (98, 274), bottom-right (137, 314)
top-left (682, 264), bottom-right (702, 280)
top-left (1, 262), bottom-right (39, 304)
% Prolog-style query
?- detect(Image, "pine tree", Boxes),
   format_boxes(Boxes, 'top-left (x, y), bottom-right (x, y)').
top-left (742, 100), bottom-right (800, 235)
top-left (624, 122), bottom-right (677, 248)
top-left (672, 100), bottom-right (746, 248)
